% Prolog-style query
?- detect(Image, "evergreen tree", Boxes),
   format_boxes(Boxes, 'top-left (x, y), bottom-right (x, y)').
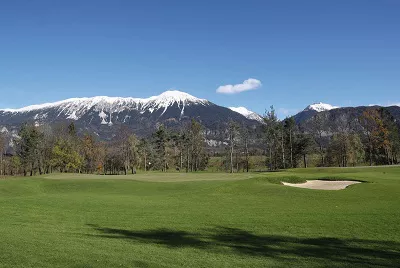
top-left (15, 124), bottom-right (41, 176)
top-left (283, 117), bottom-right (296, 168)
top-left (263, 106), bottom-right (280, 170)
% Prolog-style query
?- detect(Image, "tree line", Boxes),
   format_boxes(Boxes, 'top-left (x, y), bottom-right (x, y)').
top-left (0, 119), bottom-right (209, 176)
top-left (0, 107), bottom-right (399, 177)
top-left (261, 106), bottom-right (400, 170)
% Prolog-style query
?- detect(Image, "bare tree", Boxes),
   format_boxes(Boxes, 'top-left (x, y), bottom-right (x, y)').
top-left (227, 121), bottom-right (239, 173)
top-left (310, 113), bottom-right (327, 166)
top-left (0, 132), bottom-right (5, 176)
top-left (240, 124), bottom-right (251, 172)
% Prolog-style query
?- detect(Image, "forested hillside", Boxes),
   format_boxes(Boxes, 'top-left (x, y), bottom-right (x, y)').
top-left (0, 104), bottom-right (399, 176)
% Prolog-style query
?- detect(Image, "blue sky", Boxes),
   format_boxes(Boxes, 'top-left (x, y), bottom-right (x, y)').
top-left (0, 0), bottom-right (399, 117)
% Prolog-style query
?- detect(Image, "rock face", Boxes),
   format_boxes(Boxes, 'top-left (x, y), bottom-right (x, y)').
top-left (0, 90), bottom-right (261, 141)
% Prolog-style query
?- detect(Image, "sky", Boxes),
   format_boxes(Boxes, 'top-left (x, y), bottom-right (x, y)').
top-left (0, 0), bottom-right (399, 118)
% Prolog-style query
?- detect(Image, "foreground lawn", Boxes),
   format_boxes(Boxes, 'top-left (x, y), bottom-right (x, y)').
top-left (0, 167), bottom-right (399, 267)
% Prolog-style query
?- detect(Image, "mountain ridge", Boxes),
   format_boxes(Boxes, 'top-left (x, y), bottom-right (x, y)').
top-left (0, 90), bottom-right (210, 117)
top-left (304, 102), bottom-right (340, 112)
top-left (0, 90), bottom-right (261, 142)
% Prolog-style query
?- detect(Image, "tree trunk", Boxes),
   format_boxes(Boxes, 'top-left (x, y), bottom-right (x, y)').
top-left (269, 147), bottom-right (272, 171)
top-left (281, 130), bottom-right (285, 169)
top-left (369, 143), bottom-right (373, 166)
top-left (180, 151), bottom-right (183, 172)
top-left (186, 147), bottom-right (190, 173)
top-left (144, 153), bottom-right (147, 172)
top-left (236, 152), bottom-right (239, 173)
top-left (320, 145), bottom-right (325, 167)
top-left (319, 132), bottom-right (325, 166)
top-left (245, 140), bottom-right (249, 173)
top-left (0, 154), bottom-right (2, 176)
top-left (303, 154), bottom-right (307, 168)
top-left (289, 130), bottom-right (293, 168)
top-left (230, 143), bottom-right (234, 173)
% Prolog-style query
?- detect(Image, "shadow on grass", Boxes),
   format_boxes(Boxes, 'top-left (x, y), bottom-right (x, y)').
top-left (87, 224), bottom-right (400, 267)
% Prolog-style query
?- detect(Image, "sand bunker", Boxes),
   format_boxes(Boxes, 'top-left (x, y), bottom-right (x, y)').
top-left (282, 180), bottom-right (361, 190)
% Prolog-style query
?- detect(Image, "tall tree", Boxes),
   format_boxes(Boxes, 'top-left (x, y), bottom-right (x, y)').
top-left (116, 126), bottom-right (132, 175)
top-left (82, 134), bottom-right (98, 173)
top-left (51, 138), bottom-right (83, 173)
top-left (154, 125), bottom-right (168, 171)
top-left (380, 109), bottom-right (400, 165)
top-left (294, 131), bottom-right (313, 168)
top-left (138, 138), bottom-right (151, 171)
top-left (284, 117), bottom-right (296, 168)
top-left (227, 121), bottom-right (239, 173)
top-left (128, 134), bottom-right (139, 174)
top-left (15, 124), bottom-right (41, 176)
top-left (189, 119), bottom-right (205, 172)
top-left (327, 133), bottom-right (364, 167)
top-left (170, 131), bottom-right (185, 172)
top-left (0, 132), bottom-right (5, 176)
top-left (240, 124), bottom-right (251, 172)
top-left (263, 106), bottom-right (280, 170)
top-left (359, 109), bottom-right (385, 166)
top-left (310, 113), bottom-right (327, 166)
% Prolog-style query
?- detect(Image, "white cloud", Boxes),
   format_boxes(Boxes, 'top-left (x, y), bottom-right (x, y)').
top-left (216, 78), bottom-right (262, 94)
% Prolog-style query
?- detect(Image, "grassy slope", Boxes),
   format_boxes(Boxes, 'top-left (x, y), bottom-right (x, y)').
top-left (0, 168), bottom-right (399, 267)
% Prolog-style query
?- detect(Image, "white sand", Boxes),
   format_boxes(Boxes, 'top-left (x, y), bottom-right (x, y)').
top-left (282, 180), bottom-right (361, 190)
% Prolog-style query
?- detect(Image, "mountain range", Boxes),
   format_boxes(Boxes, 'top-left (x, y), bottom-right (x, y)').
top-left (0, 91), bottom-right (262, 143)
top-left (1, 91), bottom-right (400, 146)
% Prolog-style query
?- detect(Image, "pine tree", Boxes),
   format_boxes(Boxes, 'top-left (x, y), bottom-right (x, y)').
top-left (263, 106), bottom-right (280, 170)
top-left (154, 125), bottom-right (168, 171)
top-left (16, 124), bottom-right (41, 176)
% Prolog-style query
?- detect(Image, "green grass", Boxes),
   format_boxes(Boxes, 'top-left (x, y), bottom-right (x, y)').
top-left (0, 167), bottom-right (399, 267)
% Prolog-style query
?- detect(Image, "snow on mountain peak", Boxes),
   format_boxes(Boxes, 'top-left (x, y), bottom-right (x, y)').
top-left (229, 106), bottom-right (263, 122)
top-left (144, 90), bottom-right (207, 106)
top-left (229, 106), bottom-right (253, 117)
top-left (0, 90), bottom-right (210, 120)
top-left (151, 90), bottom-right (202, 102)
top-left (305, 102), bottom-right (339, 112)
top-left (140, 90), bottom-right (209, 116)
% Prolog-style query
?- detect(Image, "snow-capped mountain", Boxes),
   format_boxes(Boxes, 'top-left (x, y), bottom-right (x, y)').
top-left (304, 102), bottom-right (339, 112)
top-left (228, 107), bottom-right (263, 122)
top-left (0, 90), bottom-right (261, 140)
top-left (293, 102), bottom-right (400, 127)
top-left (293, 102), bottom-right (340, 123)
top-left (1, 91), bottom-right (209, 121)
